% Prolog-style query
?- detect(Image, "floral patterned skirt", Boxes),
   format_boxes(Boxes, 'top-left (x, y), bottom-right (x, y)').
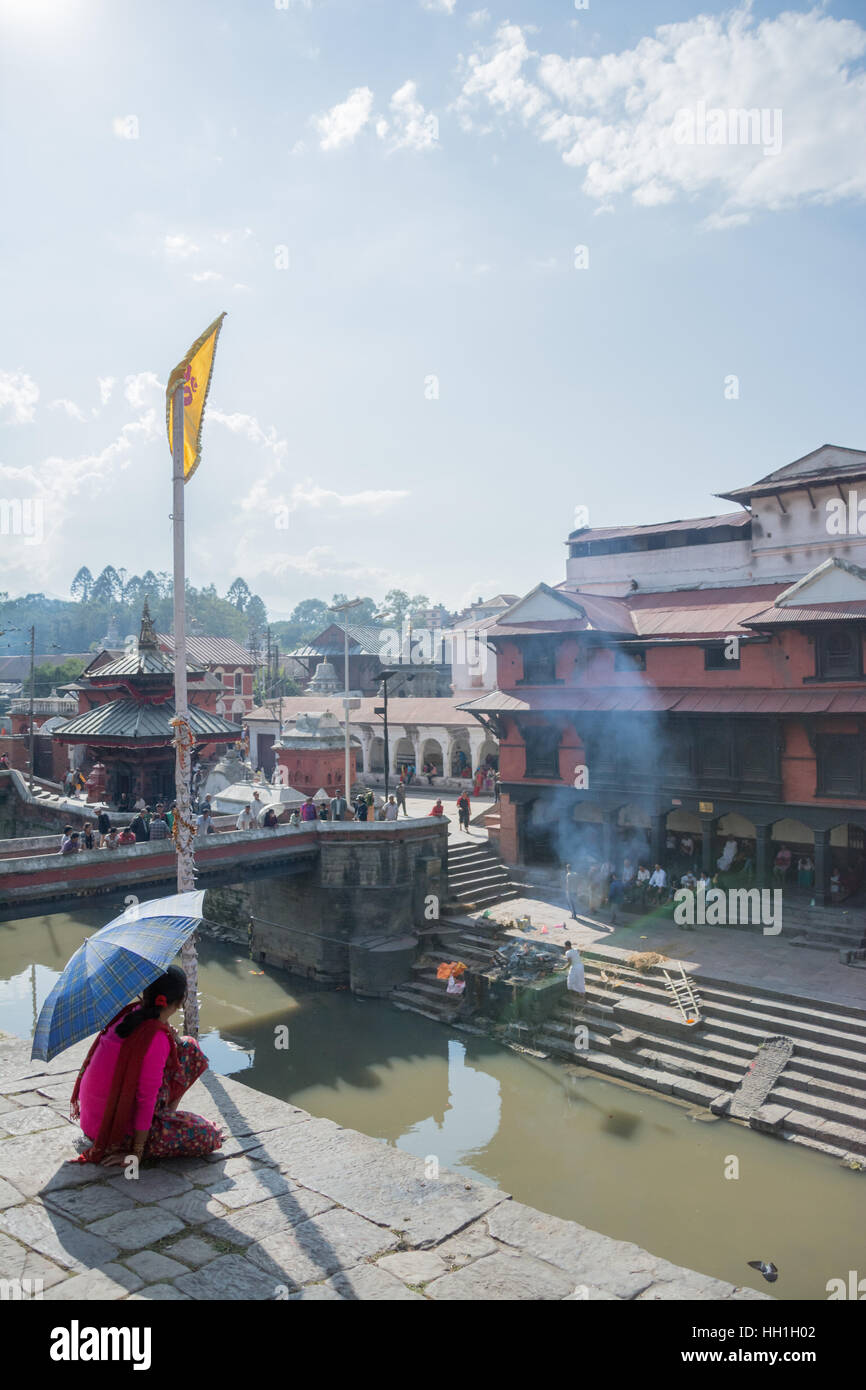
top-left (145, 1036), bottom-right (224, 1159)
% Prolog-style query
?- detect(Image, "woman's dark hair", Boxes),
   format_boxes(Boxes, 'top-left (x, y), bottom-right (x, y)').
top-left (116, 965), bottom-right (187, 1038)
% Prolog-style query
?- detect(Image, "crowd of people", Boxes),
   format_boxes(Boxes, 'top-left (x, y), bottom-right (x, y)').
top-left (562, 828), bottom-right (860, 918)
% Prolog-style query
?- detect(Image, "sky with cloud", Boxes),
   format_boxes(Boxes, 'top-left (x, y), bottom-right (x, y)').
top-left (1, 0), bottom-right (864, 618)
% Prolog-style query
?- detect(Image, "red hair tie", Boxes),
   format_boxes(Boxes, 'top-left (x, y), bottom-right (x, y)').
top-left (154, 994), bottom-right (167, 1007)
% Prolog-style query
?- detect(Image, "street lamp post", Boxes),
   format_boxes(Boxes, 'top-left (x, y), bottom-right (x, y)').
top-left (329, 597), bottom-right (363, 805)
top-left (27, 625), bottom-right (35, 793)
top-left (376, 669), bottom-right (414, 800)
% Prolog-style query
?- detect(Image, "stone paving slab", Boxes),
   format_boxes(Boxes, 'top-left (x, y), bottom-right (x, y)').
top-left (105, 1169), bottom-right (192, 1204)
top-left (0, 1176), bottom-right (26, 1210)
top-left (42, 1262), bottom-right (143, 1300)
top-left (0, 1230), bottom-right (68, 1288)
top-left (44, 1184), bottom-right (137, 1224)
top-left (86, 1206), bottom-right (186, 1251)
top-left (0, 1105), bottom-right (74, 1136)
top-left (129, 1282), bottom-right (192, 1301)
top-left (485, 1202), bottom-right (770, 1301)
top-left (315, 1263), bottom-right (425, 1301)
top-left (124, 1249), bottom-right (190, 1282)
top-left (0, 1027), bottom-right (773, 1301)
top-left (377, 1249), bottom-right (449, 1284)
top-left (245, 1207), bottom-right (399, 1287)
top-left (161, 1234), bottom-right (220, 1268)
top-left (0, 1201), bottom-right (119, 1272)
top-left (174, 1253), bottom-right (284, 1301)
top-left (426, 1248), bottom-right (576, 1301)
top-left (201, 1186), bottom-right (335, 1247)
top-left (246, 1117), bottom-right (507, 1246)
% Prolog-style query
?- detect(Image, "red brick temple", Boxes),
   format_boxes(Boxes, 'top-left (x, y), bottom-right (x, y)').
top-left (54, 601), bottom-right (242, 807)
top-left (274, 711), bottom-right (357, 797)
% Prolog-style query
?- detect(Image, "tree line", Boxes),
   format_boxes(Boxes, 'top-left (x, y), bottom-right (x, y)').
top-left (0, 568), bottom-right (441, 675)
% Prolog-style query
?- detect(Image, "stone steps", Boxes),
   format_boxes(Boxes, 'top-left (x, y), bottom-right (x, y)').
top-left (780, 1110), bottom-right (866, 1157)
top-left (446, 842), bottom-right (523, 910)
top-left (768, 1084), bottom-right (866, 1132)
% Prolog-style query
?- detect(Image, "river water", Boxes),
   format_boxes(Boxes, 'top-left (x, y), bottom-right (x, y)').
top-left (1, 907), bottom-right (862, 1301)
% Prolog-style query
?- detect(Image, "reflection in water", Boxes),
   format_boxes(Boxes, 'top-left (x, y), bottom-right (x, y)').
top-left (396, 1038), bottom-right (502, 1182)
top-left (0, 909), bottom-right (863, 1301)
top-left (600, 1109), bottom-right (641, 1141)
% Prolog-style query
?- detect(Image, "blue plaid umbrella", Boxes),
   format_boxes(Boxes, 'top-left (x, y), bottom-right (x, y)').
top-left (31, 891), bottom-right (206, 1062)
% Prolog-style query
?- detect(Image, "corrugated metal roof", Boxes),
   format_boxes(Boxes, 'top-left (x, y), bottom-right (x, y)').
top-left (567, 512), bottom-right (749, 543)
top-left (746, 601), bottom-right (866, 626)
top-left (246, 696), bottom-right (481, 727)
top-left (459, 687), bottom-right (866, 717)
top-left (157, 633), bottom-right (257, 666)
top-left (56, 699), bottom-right (242, 742)
top-left (458, 689), bottom-right (681, 714)
top-left (286, 624), bottom-right (391, 659)
top-left (84, 649), bottom-right (196, 679)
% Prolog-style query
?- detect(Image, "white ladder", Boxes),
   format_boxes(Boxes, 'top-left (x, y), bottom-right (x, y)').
top-left (663, 967), bottom-right (702, 1023)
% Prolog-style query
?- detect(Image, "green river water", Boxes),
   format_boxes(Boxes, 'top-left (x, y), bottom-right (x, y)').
top-left (1, 906), bottom-right (863, 1301)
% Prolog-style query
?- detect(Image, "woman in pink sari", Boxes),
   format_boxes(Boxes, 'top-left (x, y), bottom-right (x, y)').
top-left (70, 966), bottom-right (223, 1166)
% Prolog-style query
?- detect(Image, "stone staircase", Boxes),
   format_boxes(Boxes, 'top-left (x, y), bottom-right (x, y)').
top-left (533, 946), bottom-right (866, 1161)
top-left (391, 916), bottom-right (507, 1024)
top-left (782, 901), bottom-right (865, 954)
top-left (445, 840), bottom-right (523, 911)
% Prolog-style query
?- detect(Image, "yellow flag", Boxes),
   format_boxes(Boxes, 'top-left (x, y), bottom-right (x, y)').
top-left (166, 312), bottom-right (226, 482)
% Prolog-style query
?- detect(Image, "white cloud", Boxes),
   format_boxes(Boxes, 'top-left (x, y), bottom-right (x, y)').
top-left (192, 270), bottom-right (223, 282)
top-left (313, 87), bottom-right (374, 150)
top-left (97, 377), bottom-right (115, 407)
top-left (455, 22), bottom-right (548, 131)
top-left (289, 482), bottom-right (409, 511)
top-left (421, 0), bottom-right (456, 12)
top-left (0, 371), bottom-right (39, 424)
top-left (50, 399), bottom-right (87, 422)
top-left (379, 81), bottom-right (439, 152)
top-left (210, 410), bottom-right (287, 461)
top-left (467, 8), bottom-right (489, 27)
top-left (455, 9), bottom-right (866, 224)
top-left (123, 372), bottom-right (162, 411)
top-left (164, 233), bottom-right (200, 260)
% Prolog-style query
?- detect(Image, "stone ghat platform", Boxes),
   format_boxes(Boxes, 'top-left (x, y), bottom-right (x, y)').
top-left (0, 1033), bottom-right (770, 1301)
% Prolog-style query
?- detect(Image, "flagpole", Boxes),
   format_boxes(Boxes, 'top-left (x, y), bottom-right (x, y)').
top-left (172, 382), bottom-right (200, 1036)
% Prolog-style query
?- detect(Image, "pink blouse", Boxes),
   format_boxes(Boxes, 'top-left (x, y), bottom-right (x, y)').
top-left (78, 1022), bottom-right (170, 1138)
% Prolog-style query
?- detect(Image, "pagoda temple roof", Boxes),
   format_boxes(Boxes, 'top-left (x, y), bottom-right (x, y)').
top-left (55, 699), bottom-right (242, 745)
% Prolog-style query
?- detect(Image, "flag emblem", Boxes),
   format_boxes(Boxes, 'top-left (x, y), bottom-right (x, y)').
top-left (166, 312), bottom-right (226, 482)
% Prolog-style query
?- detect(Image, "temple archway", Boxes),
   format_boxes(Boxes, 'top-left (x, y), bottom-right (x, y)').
top-left (393, 736), bottom-right (414, 773)
top-left (449, 735), bottom-right (471, 777)
top-left (421, 738), bottom-right (443, 776)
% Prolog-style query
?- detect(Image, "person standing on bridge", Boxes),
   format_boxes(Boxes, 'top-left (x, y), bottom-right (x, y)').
top-left (96, 805), bottom-right (111, 847)
top-left (394, 782), bottom-right (408, 817)
top-left (236, 804), bottom-right (255, 832)
top-left (301, 796), bottom-right (317, 823)
top-left (384, 795), bottom-right (399, 821)
top-left (456, 790), bottom-right (471, 832)
top-left (129, 811), bottom-right (149, 844)
top-left (330, 790), bottom-right (348, 821)
top-left (149, 805), bottom-right (169, 841)
top-left (195, 807), bottom-right (213, 839)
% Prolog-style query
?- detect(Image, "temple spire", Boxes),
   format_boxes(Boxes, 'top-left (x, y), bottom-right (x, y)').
top-left (139, 598), bottom-right (159, 650)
